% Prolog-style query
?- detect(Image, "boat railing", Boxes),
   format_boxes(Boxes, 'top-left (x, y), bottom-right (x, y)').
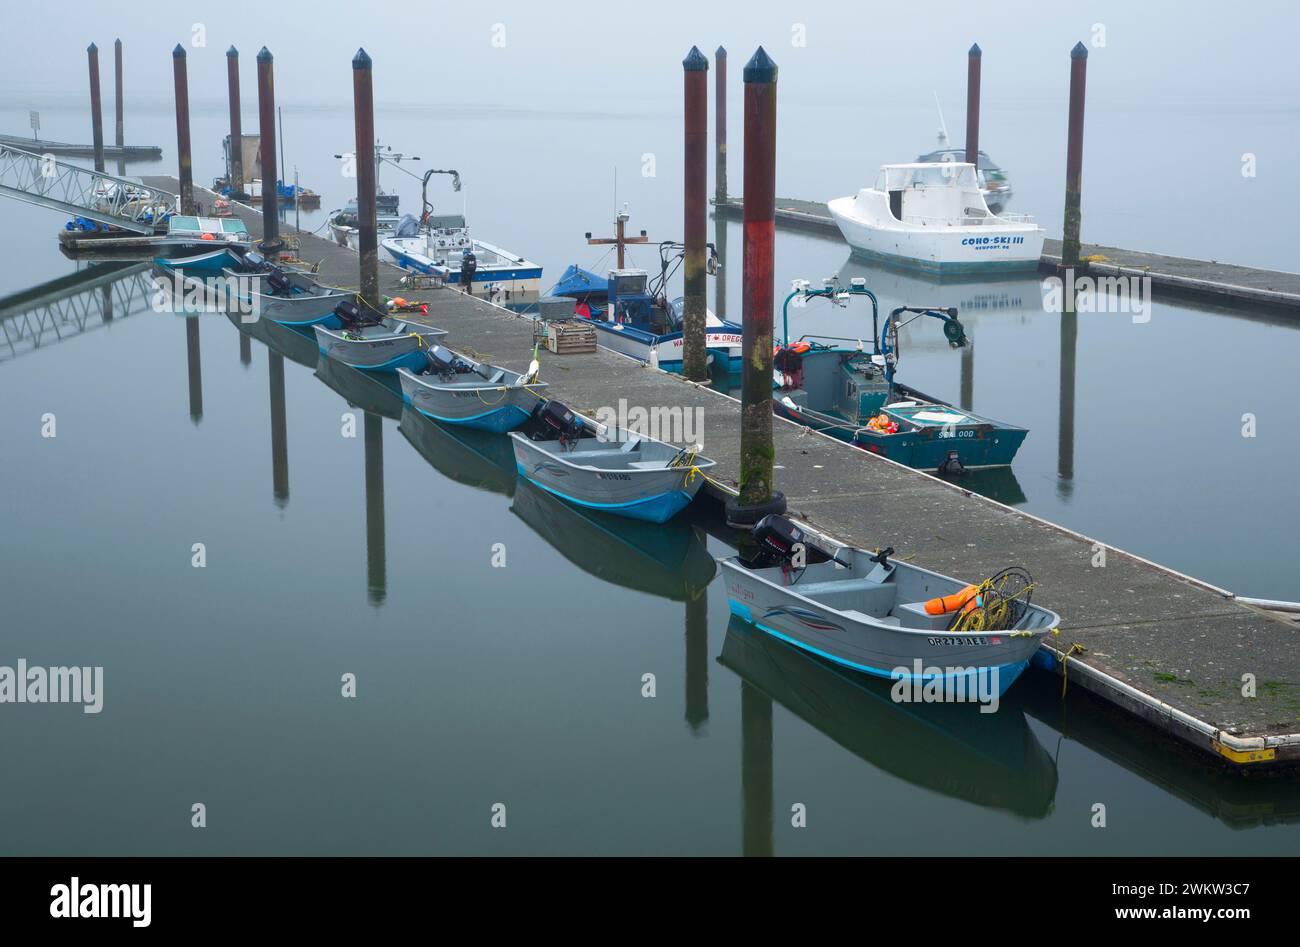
top-left (902, 212), bottom-right (1035, 227)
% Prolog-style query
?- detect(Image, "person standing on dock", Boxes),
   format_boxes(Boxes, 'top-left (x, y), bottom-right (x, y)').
top-left (461, 247), bottom-right (477, 295)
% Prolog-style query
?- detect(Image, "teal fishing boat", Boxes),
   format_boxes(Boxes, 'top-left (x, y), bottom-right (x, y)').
top-left (772, 278), bottom-right (1027, 474)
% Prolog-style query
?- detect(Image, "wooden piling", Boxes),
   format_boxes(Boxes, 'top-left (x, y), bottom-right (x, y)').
top-left (352, 48), bottom-right (379, 308)
top-left (965, 43), bottom-right (981, 167)
top-left (714, 46), bottom-right (727, 205)
top-left (226, 47), bottom-right (245, 197)
top-left (113, 40), bottom-right (123, 151)
top-left (87, 44), bottom-right (104, 174)
top-left (733, 47), bottom-right (784, 520)
top-left (682, 46), bottom-right (709, 382)
top-left (256, 47), bottom-right (281, 253)
top-left (171, 45), bottom-right (193, 215)
top-left (1061, 42), bottom-right (1088, 267)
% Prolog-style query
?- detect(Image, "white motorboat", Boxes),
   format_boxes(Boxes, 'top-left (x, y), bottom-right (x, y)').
top-left (326, 140), bottom-right (412, 249)
top-left (828, 163), bottom-right (1044, 274)
top-left (381, 214), bottom-right (543, 298)
top-left (327, 197), bottom-right (401, 250)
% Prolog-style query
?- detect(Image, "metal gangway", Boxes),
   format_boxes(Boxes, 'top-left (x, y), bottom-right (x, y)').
top-left (0, 143), bottom-right (176, 233)
top-left (0, 262), bottom-right (155, 363)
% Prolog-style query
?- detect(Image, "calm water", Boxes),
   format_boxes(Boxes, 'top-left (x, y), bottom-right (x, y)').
top-left (2, 95), bottom-right (1299, 855)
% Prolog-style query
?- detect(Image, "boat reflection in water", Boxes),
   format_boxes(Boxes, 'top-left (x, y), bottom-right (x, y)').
top-left (833, 255), bottom-right (1042, 505)
top-left (512, 475), bottom-right (716, 733)
top-left (315, 354), bottom-right (404, 421)
top-left (225, 309), bottom-right (319, 369)
top-left (510, 476), bottom-right (716, 603)
top-left (719, 617), bottom-right (1058, 822)
top-left (397, 406), bottom-right (519, 498)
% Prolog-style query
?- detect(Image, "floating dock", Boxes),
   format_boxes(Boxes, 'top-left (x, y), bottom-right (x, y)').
top-left (148, 175), bottom-right (1300, 770)
top-left (0, 132), bottom-right (161, 161)
top-left (714, 197), bottom-right (1300, 314)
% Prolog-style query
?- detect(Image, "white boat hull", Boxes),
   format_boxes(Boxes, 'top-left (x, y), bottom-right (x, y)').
top-left (381, 236), bottom-right (543, 298)
top-left (829, 197), bottom-right (1044, 274)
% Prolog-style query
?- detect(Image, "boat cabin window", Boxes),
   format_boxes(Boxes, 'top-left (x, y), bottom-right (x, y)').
top-left (883, 164), bottom-right (978, 191)
top-left (610, 272), bottom-right (648, 297)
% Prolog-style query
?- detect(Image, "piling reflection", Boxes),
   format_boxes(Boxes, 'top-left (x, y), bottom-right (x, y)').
top-left (1058, 291), bottom-right (1078, 498)
top-left (740, 678), bottom-right (774, 857)
top-left (363, 411), bottom-right (387, 606)
top-left (720, 617), bottom-right (1059, 823)
top-left (185, 317), bottom-right (203, 424)
top-left (684, 593), bottom-right (709, 733)
top-left (268, 351), bottom-right (289, 507)
top-left (239, 330), bottom-right (251, 366)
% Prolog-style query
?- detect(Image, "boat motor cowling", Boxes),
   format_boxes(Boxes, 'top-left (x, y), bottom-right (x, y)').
top-left (333, 298), bottom-right (385, 329)
top-left (747, 514), bottom-right (849, 570)
top-left (532, 399), bottom-right (585, 444)
top-left (425, 345), bottom-right (473, 376)
top-left (266, 269), bottom-right (294, 295)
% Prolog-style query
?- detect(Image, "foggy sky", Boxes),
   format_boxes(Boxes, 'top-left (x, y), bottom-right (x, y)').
top-left (3, 0), bottom-right (1296, 114)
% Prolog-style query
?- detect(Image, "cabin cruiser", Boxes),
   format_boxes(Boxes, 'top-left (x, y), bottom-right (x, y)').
top-left (828, 163), bottom-right (1044, 274)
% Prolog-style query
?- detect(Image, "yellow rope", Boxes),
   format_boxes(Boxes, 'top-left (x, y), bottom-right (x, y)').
top-left (1055, 631), bottom-right (1085, 697)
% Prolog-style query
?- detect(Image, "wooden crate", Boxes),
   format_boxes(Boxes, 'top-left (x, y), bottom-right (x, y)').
top-left (545, 320), bottom-right (597, 355)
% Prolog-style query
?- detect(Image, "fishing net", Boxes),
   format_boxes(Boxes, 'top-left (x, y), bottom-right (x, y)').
top-left (947, 567), bottom-right (1034, 632)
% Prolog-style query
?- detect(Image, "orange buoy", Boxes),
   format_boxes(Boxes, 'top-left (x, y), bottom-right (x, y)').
top-left (924, 584), bottom-right (979, 615)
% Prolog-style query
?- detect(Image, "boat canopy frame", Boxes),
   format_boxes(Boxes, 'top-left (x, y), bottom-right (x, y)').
top-left (780, 279), bottom-right (967, 385)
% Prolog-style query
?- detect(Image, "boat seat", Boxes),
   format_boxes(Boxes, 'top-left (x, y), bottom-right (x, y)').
top-left (558, 449), bottom-right (633, 462)
top-left (486, 370), bottom-right (506, 384)
top-left (627, 460), bottom-right (667, 470)
top-left (620, 437), bottom-right (641, 453)
top-left (790, 578), bottom-right (897, 617)
top-left (842, 610), bottom-right (900, 627)
top-left (789, 577), bottom-right (880, 597)
top-left (893, 601), bottom-right (954, 631)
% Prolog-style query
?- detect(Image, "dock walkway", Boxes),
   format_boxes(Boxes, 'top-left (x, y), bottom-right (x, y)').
top-left (714, 197), bottom-right (1300, 313)
top-left (147, 176), bottom-right (1300, 769)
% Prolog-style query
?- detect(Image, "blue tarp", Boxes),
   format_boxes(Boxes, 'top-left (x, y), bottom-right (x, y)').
top-left (551, 264), bottom-right (608, 300)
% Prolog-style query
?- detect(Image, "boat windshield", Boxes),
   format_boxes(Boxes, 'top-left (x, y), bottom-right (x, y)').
top-left (882, 164), bottom-right (978, 190)
top-left (610, 271), bottom-right (648, 296)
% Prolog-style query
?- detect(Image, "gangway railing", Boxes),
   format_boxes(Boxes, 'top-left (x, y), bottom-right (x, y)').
top-left (0, 143), bottom-right (176, 234)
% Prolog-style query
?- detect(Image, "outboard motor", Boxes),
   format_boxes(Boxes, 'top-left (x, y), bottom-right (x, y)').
top-left (745, 514), bottom-right (852, 570)
top-left (531, 399), bottom-right (585, 445)
top-left (425, 344), bottom-right (473, 376)
top-left (266, 268), bottom-right (293, 295)
top-left (773, 345), bottom-right (805, 389)
top-left (332, 298), bottom-right (384, 329)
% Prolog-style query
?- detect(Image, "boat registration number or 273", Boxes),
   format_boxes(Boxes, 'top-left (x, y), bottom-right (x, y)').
top-left (927, 635), bottom-right (998, 647)
top-left (937, 429), bottom-right (976, 439)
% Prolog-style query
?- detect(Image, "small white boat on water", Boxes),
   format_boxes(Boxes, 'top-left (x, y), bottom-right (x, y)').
top-left (828, 163), bottom-right (1044, 274)
top-left (381, 214), bottom-right (543, 298)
